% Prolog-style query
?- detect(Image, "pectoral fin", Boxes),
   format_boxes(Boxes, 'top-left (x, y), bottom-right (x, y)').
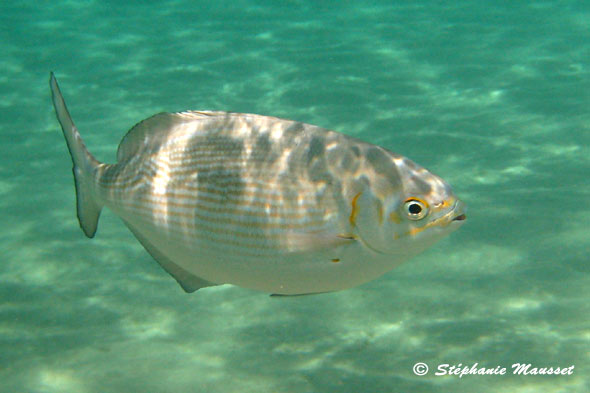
top-left (283, 231), bottom-right (356, 253)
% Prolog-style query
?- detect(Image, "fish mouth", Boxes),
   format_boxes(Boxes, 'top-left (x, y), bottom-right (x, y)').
top-left (450, 200), bottom-right (467, 223)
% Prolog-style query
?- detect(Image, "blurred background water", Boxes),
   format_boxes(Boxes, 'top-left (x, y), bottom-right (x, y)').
top-left (1, 1), bottom-right (589, 392)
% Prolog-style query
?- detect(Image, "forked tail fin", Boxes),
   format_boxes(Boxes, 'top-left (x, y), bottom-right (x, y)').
top-left (50, 72), bottom-right (103, 238)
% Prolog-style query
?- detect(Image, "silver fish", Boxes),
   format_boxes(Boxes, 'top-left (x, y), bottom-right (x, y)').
top-left (50, 73), bottom-right (466, 295)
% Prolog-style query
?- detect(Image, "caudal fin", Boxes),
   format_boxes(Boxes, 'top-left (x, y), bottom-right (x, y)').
top-left (50, 72), bottom-right (103, 238)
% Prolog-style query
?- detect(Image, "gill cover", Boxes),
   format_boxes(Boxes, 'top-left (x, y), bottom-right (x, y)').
top-left (353, 189), bottom-right (442, 258)
top-left (352, 191), bottom-right (400, 254)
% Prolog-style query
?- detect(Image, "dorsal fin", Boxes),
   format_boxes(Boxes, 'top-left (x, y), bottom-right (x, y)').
top-left (116, 111), bottom-right (227, 161)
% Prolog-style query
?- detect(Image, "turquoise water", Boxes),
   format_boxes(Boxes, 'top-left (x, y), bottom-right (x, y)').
top-left (1, 1), bottom-right (589, 392)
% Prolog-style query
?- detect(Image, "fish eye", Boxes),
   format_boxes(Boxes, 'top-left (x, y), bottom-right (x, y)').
top-left (403, 198), bottom-right (429, 220)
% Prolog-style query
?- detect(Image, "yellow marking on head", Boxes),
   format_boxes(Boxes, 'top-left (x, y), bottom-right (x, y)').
top-left (349, 192), bottom-right (362, 226)
top-left (408, 227), bottom-right (426, 236)
top-left (405, 210), bottom-right (453, 237)
top-left (435, 197), bottom-right (456, 209)
top-left (331, 258), bottom-right (340, 263)
top-left (389, 211), bottom-right (402, 224)
top-left (404, 196), bottom-right (429, 209)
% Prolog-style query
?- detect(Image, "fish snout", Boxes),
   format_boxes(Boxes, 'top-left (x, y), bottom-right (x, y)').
top-left (450, 200), bottom-right (467, 223)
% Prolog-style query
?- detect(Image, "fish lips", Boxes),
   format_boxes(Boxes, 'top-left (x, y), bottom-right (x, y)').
top-left (450, 200), bottom-right (467, 223)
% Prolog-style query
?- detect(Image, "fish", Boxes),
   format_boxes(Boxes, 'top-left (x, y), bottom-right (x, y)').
top-left (49, 72), bottom-right (466, 296)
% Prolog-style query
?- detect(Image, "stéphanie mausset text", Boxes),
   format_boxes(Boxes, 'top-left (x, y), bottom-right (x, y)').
top-left (435, 363), bottom-right (574, 378)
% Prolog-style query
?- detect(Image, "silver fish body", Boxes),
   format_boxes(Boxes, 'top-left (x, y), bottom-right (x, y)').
top-left (50, 73), bottom-right (466, 295)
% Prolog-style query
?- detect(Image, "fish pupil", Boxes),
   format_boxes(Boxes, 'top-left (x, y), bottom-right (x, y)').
top-left (408, 203), bottom-right (422, 214)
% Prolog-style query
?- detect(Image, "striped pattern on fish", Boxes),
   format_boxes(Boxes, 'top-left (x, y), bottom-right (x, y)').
top-left (50, 73), bottom-right (466, 295)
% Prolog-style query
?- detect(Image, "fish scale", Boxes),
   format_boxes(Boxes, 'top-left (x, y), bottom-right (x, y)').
top-left (50, 72), bottom-right (466, 295)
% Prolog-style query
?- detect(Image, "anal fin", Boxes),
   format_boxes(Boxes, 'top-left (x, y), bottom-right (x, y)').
top-left (123, 221), bottom-right (218, 293)
top-left (270, 291), bottom-right (332, 297)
